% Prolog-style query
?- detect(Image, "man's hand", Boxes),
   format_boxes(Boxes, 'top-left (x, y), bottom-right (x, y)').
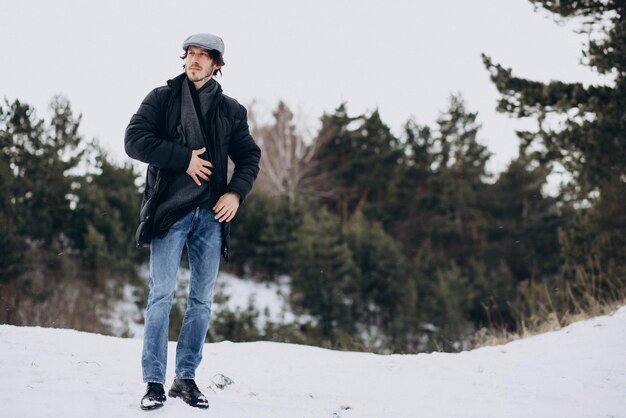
top-left (213, 192), bottom-right (240, 223)
top-left (186, 147), bottom-right (214, 186)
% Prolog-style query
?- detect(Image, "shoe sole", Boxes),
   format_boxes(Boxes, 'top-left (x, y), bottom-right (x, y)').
top-left (168, 389), bottom-right (209, 409)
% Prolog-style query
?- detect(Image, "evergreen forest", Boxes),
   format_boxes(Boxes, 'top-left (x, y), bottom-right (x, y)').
top-left (1, 0), bottom-right (624, 352)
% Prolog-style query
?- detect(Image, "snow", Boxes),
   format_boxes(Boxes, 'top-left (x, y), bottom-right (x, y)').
top-left (214, 273), bottom-right (314, 329)
top-left (140, 398), bottom-right (160, 409)
top-left (2, 307), bottom-right (625, 417)
top-left (104, 283), bottom-right (145, 339)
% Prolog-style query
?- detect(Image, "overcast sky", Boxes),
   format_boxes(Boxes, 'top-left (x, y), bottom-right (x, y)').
top-left (0, 0), bottom-right (608, 174)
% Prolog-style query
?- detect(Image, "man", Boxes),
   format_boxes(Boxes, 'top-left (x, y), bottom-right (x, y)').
top-left (124, 33), bottom-right (260, 410)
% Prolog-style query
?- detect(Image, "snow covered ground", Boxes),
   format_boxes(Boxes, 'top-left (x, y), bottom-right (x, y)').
top-left (1, 306), bottom-right (625, 417)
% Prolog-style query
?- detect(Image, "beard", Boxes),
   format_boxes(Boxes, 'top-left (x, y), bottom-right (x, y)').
top-left (186, 67), bottom-right (212, 82)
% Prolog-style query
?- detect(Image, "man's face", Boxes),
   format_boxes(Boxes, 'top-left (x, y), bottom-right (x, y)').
top-left (185, 45), bottom-right (221, 83)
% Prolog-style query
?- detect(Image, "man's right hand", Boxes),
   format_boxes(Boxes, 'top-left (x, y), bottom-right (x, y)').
top-left (186, 147), bottom-right (214, 186)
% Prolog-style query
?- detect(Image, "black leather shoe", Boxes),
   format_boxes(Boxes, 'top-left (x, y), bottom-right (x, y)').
top-left (140, 382), bottom-right (166, 410)
top-left (168, 378), bottom-right (209, 409)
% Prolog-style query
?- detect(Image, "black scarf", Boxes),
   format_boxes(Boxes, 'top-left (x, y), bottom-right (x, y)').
top-left (152, 77), bottom-right (219, 233)
top-left (180, 77), bottom-right (218, 154)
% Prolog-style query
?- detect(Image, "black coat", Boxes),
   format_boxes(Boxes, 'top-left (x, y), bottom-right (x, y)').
top-left (125, 73), bottom-right (261, 260)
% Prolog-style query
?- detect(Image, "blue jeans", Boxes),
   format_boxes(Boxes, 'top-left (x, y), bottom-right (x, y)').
top-left (142, 207), bottom-right (222, 384)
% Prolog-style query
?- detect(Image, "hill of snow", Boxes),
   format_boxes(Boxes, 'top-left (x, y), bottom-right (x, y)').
top-left (1, 306), bottom-right (625, 417)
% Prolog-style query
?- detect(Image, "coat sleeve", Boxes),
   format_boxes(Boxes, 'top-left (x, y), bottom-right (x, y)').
top-left (124, 88), bottom-right (192, 171)
top-left (225, 105), bottom-right (261, 203)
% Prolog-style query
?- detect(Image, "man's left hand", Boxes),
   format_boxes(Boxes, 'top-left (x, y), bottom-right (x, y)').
top-left (213, 192), bottom-right (240, 222)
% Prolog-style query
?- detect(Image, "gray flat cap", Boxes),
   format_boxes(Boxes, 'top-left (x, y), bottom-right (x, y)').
top-left (182, 33), bottom-right (225, 55)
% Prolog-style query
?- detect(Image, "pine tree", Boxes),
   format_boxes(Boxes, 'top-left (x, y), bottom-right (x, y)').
top-left (308, 105), bottom-right (403, 223)
top-left (24, 97), bottom-right (83, 244)
top-left (0, 147), bottom-right (23, 281)
top-left (307, 104), bottom-right (357, 222)
top-left (0, 97), bottom-right (83, 276)
top-left (229, 192), bottom-right (272, 275)
top-left (483, 1), bottom-right (626, 289)
top-left (290, 209), bottom-right (360, 338)
top-left (344, 218), bottom-right (415, 348)
top-left (485, 156), bottom-right (563, 281)
top-left (230, 193), bottom-right (307, 280)
top-left (389, 119), bottom-right (436, 258)
top-left (347, 110), bottom-right (403, 222)
top-left (70, 147), bottom-right (142, 281)
top-left (423, 94), bottom-right (491, 264)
